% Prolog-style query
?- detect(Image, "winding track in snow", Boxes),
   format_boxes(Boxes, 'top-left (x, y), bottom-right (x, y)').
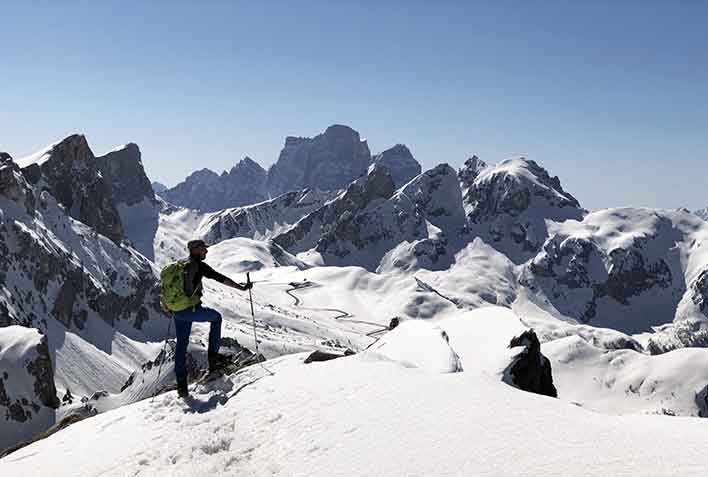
top-left (284, 283), bottom-right (389, 338)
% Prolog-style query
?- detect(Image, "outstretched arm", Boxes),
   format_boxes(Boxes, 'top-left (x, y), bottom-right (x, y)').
top-left (199, 262), bottom-right (252, 291)
top-left (223, 278), bottom-right (252, 291)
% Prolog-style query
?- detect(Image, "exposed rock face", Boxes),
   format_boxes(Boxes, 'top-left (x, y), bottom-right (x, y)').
top-left (95, 144), bottom-right (156, 207)
top-left (273, 164), bottom-right (396, 256)
top-left (695, 207), bottom-right (708, 222)
top-left (464, 157), bottom-right (585, 263)
top-left (95, 144), bottom-right (161, 259)
top-left (0, 155), bottom-right (35, 214)
top-left (458, 155), bottom-right (487, 190)
top-left (18, 135), bottom-right (124, 243)
top-left (159, 157), bottom-right (268, 212)
top-left (372, 144), bottom-right (421, 188)
top-left (0, 327), bottom-right (60, 452)
top-left (267, 125), bottom-right (372, 196)
top-left (505, 329), bottom-right (557, 398)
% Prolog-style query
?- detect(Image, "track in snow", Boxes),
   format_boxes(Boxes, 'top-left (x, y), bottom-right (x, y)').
top-left (284, 281), bottom-right (389, 338)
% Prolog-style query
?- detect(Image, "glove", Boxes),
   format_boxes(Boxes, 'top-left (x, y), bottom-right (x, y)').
top-left (243, 281), bottom-right (253, 290)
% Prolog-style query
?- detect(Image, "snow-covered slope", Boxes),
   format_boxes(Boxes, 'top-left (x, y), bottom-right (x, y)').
top-left (3, 307), bottom-right (708, 477)
top-left (0, 327), bottom-right (59, 452)
top-left (154, 189), bottom-right (335, 268)
top-left (159, 157), bottom-right (269, 213)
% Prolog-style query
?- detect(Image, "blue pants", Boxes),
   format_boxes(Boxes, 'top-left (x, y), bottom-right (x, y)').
top-left (173, 305), bottom-right (222, 381)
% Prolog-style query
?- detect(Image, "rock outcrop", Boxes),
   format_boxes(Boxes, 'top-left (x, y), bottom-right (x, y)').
top-left (95, 144), bottom-right (156, 208)
top-left (18, 135), bottom-right (125, 243)
top-left (267, 125), bottom-right (371, 196)
top-left (95, 144), bottom-right (161, 259)
top-left (372, 144), bottom-right (421, 188)
top-left (504, 329), bottom-right (557, 398)
top-left (0, 327), bottom-right (60, 452)
top-left (159, 157), bottom-right (268, 212)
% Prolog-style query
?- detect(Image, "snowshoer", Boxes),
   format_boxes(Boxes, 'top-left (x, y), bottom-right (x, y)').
top-left (160, 239), bottom-right (253, 398)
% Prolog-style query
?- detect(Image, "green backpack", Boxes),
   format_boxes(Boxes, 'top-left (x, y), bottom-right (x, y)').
top-left (160, 260), bottom-right (200, 312)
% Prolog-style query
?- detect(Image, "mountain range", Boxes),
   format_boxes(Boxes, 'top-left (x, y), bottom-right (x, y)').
top-left (1, 125), bottom-right (708, 474)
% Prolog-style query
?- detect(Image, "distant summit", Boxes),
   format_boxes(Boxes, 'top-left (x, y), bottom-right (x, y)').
top-left (267, 125), bottom-right (372, 196)
top-left (151, 181), bottom-right (167, 193)
top-left (158, 157), bottom-right (268, 212)
top-left (372, 144), bottom-right (421, 188)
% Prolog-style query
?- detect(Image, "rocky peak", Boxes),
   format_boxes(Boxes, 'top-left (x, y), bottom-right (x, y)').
top-left (267, 124), bottom-right (372, 196)
top-left (0, 155), bottom-right (35, 213)
top-left (159, 158), bottom-right (268, 212)
top-left (463, 157), bottom-right (584, 263)
top-left (373, 144), bottom-right (421, 188)
top-left (399, 163), bottom-right (466, 233)
top-left (466, 157), bottom-right (580, 222)
top-left (18, 134), bottom-right (124, 243)
top-left (458, 155), bottom-right (488, 188)
top-left (272, 164), bottom-right (394, 254)
top-left (151, 181), bottom-right (167, 194)
top-left (334, 163), bottom-right (396, 214)
top-left (95, 143), bottom-right (156, 207)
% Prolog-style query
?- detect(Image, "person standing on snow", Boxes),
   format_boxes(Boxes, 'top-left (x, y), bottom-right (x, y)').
top-left (160, 239), bottom-right (253, 398)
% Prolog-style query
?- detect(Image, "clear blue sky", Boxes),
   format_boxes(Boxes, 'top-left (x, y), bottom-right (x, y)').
top-left (2, 1), bottom-right (706, 211)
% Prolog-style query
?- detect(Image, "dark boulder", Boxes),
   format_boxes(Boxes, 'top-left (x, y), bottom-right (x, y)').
top-left (504, 329), bottom-right (558, 398)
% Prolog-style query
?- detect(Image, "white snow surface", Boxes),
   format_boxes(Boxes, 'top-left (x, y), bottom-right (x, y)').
top-left (2, 308), bottom-right (708, 476)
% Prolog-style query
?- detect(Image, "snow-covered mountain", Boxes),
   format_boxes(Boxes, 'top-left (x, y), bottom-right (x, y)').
top-left (462, 156), bottom-right (585, 263)
top-left (159, 157), bottom-right (268, 213)
top-left (17, 135), bottom-right (125, 244)
top-left (0, 151), bottom-right (166, 448)
top-left (695, 207), bottom-right (708, 221)
top-left (267, 125), bottom-right (372, 196)
top-left (520, 208), bottom-right (708, 351)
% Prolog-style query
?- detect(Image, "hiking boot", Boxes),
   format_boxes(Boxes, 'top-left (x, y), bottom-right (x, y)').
top-left (208, 352), bottom-right (233, 372)
top-left (177, 378), bottom-right (189, 398)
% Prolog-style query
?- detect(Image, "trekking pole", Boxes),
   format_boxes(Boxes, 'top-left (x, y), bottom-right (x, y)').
top-left (247, 273), bottom-right (259, 356)
top-left (247, 273), bottom-right (274, 376)
top-left (152, 316), bottom-right (173, 401)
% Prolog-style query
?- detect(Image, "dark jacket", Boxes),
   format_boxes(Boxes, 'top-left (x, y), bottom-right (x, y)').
top-left (183, 258), bottom-right (228, 300)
